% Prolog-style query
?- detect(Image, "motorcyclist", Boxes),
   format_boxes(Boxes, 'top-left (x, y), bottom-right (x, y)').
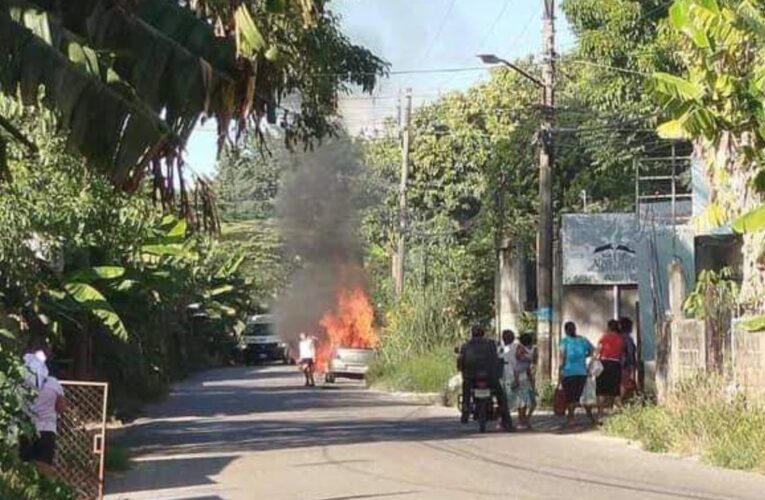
top-left (457, 325), bottom-right (513, 430)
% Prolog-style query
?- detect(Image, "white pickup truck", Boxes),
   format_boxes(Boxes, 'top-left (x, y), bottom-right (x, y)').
top-left (239, 314), bottom-right (290, 365)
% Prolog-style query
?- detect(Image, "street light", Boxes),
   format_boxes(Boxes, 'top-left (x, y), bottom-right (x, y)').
top-left (476, 54), bottom-right (544, 89)
top-left (478, 52), bottom-right (555, 383)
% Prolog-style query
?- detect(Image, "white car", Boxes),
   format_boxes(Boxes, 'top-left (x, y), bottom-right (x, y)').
top-left (324, 347), bottom-right (375, 383)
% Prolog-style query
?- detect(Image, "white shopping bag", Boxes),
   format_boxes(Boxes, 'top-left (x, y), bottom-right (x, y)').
top-left (580, 360), bottom-right (602, 406)
top-left (580, 375), bottom-right (597, 406)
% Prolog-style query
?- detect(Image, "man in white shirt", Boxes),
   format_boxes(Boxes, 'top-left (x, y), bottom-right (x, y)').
top-left (20, 375), bottom-right (67, 476)
top-left (298, 332), bottom-right (317, 387)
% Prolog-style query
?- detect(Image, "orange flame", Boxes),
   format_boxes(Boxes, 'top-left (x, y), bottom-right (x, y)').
top-left (315, 286), bottom-right (378, 372)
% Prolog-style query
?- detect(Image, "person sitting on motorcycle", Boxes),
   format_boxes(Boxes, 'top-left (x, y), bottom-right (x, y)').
top-left (457, 325), bottom-right (513, 430)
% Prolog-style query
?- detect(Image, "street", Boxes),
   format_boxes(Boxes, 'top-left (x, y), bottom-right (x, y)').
top-left (106, 366), bottom-right (765, 500)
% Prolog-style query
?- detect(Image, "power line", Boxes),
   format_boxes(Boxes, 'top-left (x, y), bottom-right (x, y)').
top-left (475, 0), bottom-right (513, 53)
top-left (419, 0), bottom-right (459, 64)
top-left (560, 58), bottom-right (651, 77)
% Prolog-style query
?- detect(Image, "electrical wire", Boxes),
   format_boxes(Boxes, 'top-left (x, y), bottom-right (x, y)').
top-left (558, 58), bottom-right (651, 77)
top-left (419, 0), bottom-right (459, 65)
top-left (475, 0), bottom-right (513, 54)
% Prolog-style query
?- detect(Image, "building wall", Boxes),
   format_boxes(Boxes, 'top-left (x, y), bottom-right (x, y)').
top-left (733, 323), bottom-right (765, 395)
top-left (561, 285), bottom-right (638, 345)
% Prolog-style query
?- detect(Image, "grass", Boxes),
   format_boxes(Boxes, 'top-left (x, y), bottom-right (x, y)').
top-left (104, 445), bottom-right (132, 472)
top-left (368, 347), bottom-right (456, 394)
top-left (605, 377), bottom-right (765, 472)
top-left (368, 284), bottom-right (463, 395)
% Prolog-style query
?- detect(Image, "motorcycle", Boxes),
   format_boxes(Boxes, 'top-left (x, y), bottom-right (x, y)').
top-left (457, 370), bottom-right (500, 433)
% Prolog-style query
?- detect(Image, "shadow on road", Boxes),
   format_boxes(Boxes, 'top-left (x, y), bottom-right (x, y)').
top-left (107, 366), bottom-right (599, 497)
top-left (107, 455), bottom-right (234, 495)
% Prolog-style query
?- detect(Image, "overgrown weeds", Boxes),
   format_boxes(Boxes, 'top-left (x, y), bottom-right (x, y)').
top-left (368, 285), bottom-right (463, 394)
top-left (605, 376), bottom-right (765, 472)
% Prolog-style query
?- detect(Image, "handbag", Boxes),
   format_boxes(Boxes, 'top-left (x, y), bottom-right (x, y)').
top-left (553, 384), bottom-right (567, 416)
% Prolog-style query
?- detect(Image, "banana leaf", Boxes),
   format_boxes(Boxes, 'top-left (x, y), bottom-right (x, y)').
top-left (62, 282), bottom-right (129, 340)
top-left (0, 10), bottom-right (170, 183)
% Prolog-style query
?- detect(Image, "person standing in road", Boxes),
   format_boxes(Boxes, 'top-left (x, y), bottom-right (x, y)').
top-left (499, 329), bottom-right (520, 414)
top-left (517, 333), bottom-right (537, 429)
top-left (458, 325), bottom-right (513, 430)
top-left (596, 319), bottom-right (625, 423)
top-left (558, 322), bottom-right (596, 428)
top-left (298, 332), bottom-right (317, 387)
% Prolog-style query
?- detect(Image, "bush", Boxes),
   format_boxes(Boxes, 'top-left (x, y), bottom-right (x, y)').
top-left (0, 448), bottom-right (75, 500)
top-left (368, 347), bottom-right (456, 393)
top-left (377, 284), bottom-right (464, 366)
top-left (369, 284), bottom-right (463, 394)
top-left (605, 376), bottom-right (765, 471)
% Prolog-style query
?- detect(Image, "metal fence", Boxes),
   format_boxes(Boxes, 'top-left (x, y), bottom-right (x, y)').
top-left (56, 381), bottom-right (109, 500)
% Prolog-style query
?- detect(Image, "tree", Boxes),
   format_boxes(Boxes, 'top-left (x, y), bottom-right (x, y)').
top-left (360, 61), bottom-right (618, 323)
top-left (650, 0), bottom-right (765, 319)
top-left (562, 0), bottom-right (683, 208)
top-left (0, 0), bottom-right (387, 213)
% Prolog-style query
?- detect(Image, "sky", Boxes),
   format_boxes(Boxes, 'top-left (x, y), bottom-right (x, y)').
top-left (185, 0), bottom-right (575, 178)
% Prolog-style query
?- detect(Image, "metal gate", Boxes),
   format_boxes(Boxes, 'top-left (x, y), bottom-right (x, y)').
top-left (56, 381), bottom-right (109, 500)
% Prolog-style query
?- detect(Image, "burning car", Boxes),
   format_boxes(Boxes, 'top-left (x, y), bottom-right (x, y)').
top-left (324, 347), bottom-right (375, 383)
top-left (315, 285), bottom-right (379, 383)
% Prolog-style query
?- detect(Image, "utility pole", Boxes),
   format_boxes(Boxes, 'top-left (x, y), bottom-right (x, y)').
top-left (394, 88), bottom-right (412, 296)
top-left (537, 0), bottom-right (556, 382)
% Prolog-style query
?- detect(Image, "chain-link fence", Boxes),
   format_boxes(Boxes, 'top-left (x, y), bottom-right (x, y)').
top-left (56, 381), bottom-right (108, 500)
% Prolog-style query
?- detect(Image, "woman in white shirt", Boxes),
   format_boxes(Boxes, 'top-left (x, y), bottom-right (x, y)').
top-left (20, 375), bottom-right (67, 476)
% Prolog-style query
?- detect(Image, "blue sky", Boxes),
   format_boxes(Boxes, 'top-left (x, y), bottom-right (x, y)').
top-left (185, 0), bottom-right (575, 177)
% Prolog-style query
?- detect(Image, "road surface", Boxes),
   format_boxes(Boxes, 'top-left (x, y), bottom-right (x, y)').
top-left (106, 365), bottom-right (765, 500)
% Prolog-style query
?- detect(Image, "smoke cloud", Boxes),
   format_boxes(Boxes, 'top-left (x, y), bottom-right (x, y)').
top-left (272, 139), bottom-right (366, 345)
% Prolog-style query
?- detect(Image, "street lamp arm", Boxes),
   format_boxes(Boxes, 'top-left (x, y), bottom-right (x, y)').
top-left (476, 54), bottom-right (544, 88)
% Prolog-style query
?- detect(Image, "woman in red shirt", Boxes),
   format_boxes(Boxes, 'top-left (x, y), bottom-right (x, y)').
top-left (596, 319), bottom-right (624, 423)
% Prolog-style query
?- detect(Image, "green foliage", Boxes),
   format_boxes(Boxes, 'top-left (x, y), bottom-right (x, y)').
top-left (654, 0), bottom-right (765, 311)
top-left (376, 284), bottom-right (464, 367)
top-left (733, 204), bottom-right (765, 233)
top-left (606, 376), bottom-right (765, 471)
top-left (683, 266), bottom-right (739, 320)
top-left (0, 95), bottom-right (257, 419)
top-left (0, 339), bottom-right (32, 449)
top-left (741, 314), bottom-right (765, 332)
top-left (0, 338), bottom-right (74, 500)
top-left (215, 140), bottom-right (285, 222)
top-left (361, 56), bottom-right (637, 328)
top-left (562, 0), bottom-right (682, 195)
top-left (0, 451), bottom-right (75, 500)
top-left (367, 347), bottom-right (456, 394)
top-left (368, 284), bottom-right (463, 393)
top-left (0, 0), bottom-right (387, 179)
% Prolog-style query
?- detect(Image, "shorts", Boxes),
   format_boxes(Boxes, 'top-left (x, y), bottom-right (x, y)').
top-left (299, 358), bottom-right (314, 368)
top-left (562, 375), bottom-right (587, 404)
top-left (597, 360), bottom-right (622, 397)
top-left (19, 431), bottom-right (56, 465)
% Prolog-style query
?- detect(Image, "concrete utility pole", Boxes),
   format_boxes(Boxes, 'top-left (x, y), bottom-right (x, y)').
top-left (537, 0), bottom-right (556, 382)
top-left (394, 88), bottom-right (412, 296)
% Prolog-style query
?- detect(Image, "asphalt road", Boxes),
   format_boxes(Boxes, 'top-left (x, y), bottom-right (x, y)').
top-left (106, 365), bottom-right (765, 500)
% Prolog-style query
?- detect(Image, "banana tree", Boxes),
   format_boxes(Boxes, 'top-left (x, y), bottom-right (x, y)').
top-left (0, 0), bottom-right (386, 195)
top-left (653, 0), bottom-right (765, 319)
top-left (0, 1), bottom-right (387, 241)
